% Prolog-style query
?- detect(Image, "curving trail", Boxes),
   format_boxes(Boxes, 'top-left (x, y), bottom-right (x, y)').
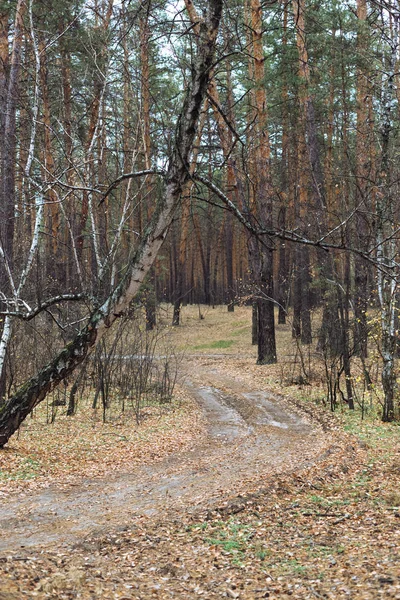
top-left (0, 356), bottom-right (326, 552)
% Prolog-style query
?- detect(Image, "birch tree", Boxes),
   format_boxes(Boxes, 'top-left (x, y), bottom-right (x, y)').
top-left (0, 0), bottom-right (26, 403)
top-left (376, 2), bottom-right (399, 422)
top-left (0, 0), bottom-right (223, 447)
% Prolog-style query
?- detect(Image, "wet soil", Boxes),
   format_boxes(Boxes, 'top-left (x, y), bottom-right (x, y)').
top-left (0, 356), bottom-right (325, 552)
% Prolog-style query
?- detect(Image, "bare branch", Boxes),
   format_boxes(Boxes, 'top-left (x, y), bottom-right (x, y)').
top-left (192, 173), bottom-right (399, 275)
top-left (98, 169), bottom-right (166, 205)
top-left (0, 294), bottom-right (91, 321)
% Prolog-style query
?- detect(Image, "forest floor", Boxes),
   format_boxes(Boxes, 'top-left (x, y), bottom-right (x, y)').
top-left (0, 305), bottom-right (400, 599)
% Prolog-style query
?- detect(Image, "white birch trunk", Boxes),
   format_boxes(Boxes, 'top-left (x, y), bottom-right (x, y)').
top-left (376, 8), bottom-right (398, 421)
top-left (0, 197), bottom-right (44, 393)
top-left (0, 0), bottom-right (224, 446)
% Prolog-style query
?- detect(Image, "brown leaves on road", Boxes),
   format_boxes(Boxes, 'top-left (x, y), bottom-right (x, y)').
top-left (2, 435), bottom-right (400, 599)
top-left (1, 306), bottom-right (400, 599)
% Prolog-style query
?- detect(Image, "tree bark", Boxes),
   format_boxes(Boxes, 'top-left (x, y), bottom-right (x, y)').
top-left (277, 0), bottom-right (290, 325)
top-left (0, 1), bottom-right (26, 404)
top-left (248, 0), bottom-right (277, 364)
top-left (354, 0), bottom-right (373, 359)
top-left (39, 39), bottom-right (61, 287)
top-left (376, 12), bottom-right (398, 422)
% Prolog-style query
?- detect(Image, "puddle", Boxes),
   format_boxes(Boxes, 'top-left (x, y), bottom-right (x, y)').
top-left (266, 420), bottom-right (289, 429)
top-left (243, 392), bottom-right (310, 431)
top-left (195, 386), bottom-right (250, 440)
top-left (0, 379), bottom-right (319, 553)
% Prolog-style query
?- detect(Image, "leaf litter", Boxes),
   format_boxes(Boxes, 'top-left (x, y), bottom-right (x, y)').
top-left (0, 305), bottom-right (399, 599)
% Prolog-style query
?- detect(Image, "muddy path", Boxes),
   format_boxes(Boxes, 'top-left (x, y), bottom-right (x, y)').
top-left (0, 357), bottom-right (326, 552)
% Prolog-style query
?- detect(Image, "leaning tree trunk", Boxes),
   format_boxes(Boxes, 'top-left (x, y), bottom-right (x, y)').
top-left (0, 0), bottom-right (223, 447)
top-left (140, 5), bottom-right (158, 330)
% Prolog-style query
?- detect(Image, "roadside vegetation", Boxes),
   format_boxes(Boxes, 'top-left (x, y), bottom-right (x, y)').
top-left (1, 304), bottom-right (400, 599)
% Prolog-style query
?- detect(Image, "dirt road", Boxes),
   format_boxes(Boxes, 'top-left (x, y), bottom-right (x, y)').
top-left (0, 357), bottom-right (326, 552)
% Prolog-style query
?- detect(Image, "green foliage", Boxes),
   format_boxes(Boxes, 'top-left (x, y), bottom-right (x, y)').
top-left (201, 519), bottom-right (255, 565)
top-left (193, 340), bottom-right (235, 350)
top-left (0, 457), bottom-right (41, 481)
top-left (341, 410), bottom-right (400, 449)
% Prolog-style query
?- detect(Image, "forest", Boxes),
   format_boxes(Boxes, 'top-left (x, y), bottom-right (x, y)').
top-left (1, 1), bottom-right (400, 597)
top-left (1, 0), bottom-right (400, 440)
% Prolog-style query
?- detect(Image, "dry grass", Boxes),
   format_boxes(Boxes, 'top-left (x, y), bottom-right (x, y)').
top-left (157, 303), bottom-right (255, 355)
top-left (2, 304), bottom-right (400, 599)
top-left (0, 302), bottom-right (391, 498)
top-left (161, 303), bottom-right (387, 419)
top-left (0, 386), bottom-right (206, 497)
top-left (158, 303), bottom-right (287, 357)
